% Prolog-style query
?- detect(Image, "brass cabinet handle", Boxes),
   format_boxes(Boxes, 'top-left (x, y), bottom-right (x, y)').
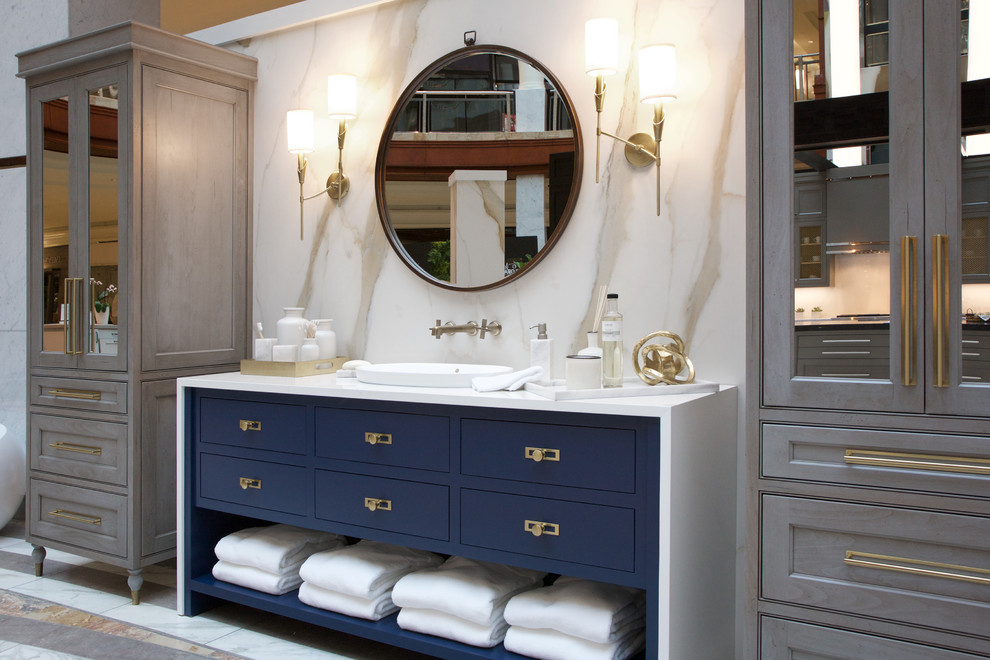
top-left (49, 508), bottom-right (102, 526)
top-left (932, 234), bottom-right (950, 387)
top-left (900, 236), bottom-right (918, 386)
top-left (365, 432), bottom-right (392, 445)
top-left (844, 550), bottom-right (990, 586)
top-left (48, 442), bottom-right (101, 456)
top-left (239, 420), bottom-right (262, 431)
top-left (364, 497), bottom-right (391, 512)
top-left (525, 447), bottom-right (560, 462)
top-left (47, 388), bottom-right (102, 401)
top-left (63, 277), bottom-right (84, 355)
top-left (524, 519), bottom-right (560, 537)
top-left (239, 477), bottom-right (262, 490)
top-left (844, 449), bottom-right (990, 475)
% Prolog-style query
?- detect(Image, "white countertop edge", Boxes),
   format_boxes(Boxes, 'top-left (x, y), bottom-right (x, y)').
top-left (176, 371), bottom-right (734, 417)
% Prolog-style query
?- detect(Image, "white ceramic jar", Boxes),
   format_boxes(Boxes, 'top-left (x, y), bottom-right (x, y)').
top-left (276, 307), bottom-right (309, 346)
top-left (314, 319), bottom-right (337, 360)
top-left (299, 337), bottom-right (320, 361)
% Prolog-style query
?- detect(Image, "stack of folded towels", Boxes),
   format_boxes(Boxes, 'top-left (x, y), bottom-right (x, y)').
top-left (296, 540), bottom-right (443, 620)
top-left (502, 576), bottom-right (647, 660)
top-left (391, 556), bottom-right (546, 648)
top-left (212, 524), bottom-right (346, 595)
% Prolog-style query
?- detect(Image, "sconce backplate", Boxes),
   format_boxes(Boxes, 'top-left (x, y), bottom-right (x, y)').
top-left (624, 132), bottom-right (657, 168)
top-left (327, 172), bottom-right (350, 201)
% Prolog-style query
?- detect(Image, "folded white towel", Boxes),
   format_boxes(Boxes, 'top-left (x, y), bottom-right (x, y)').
top-left (471, 366), bottom-right (543, 392)
top-left (298, 540), bottom-right (443, 599)
top-left (391, 556), bottom-right (545, 626)
top-left (212, 560), bottom-right (302, 595)
top-left (214, 524), bottom-right (346, 574)
top-left (397, 607), bottom-right (509, 648)
top-left (298, 582), bottom-right (397, 621)
top-left (503, 576), bottom-right (646, 644)
top-left (503, 625), bottom-right (647, 660)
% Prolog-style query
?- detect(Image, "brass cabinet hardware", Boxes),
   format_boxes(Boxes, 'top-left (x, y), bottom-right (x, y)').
top-left (932, 234), bottom-right (949, 387)
top-left (901, 236), bottom-right (918, 386)
top-left (47, 388), bottom-right (102, 401)
top-left (364, 432), bottom-right (392, 445)
top-left (63, 278), bottom-right (84, 355)
top-left (364, 497), bottom-right (391, 512)
top-left (844, 550), bottom-right (990, 586)
top-left (49, 508), bottom-right (102, 526)
top-left (239, 420), bottom-right (262, 432)
top-left (525, 447), bottom-right (560, 462)
top-left (524, 519), bottom-right (560, 537)
top-left (48, 441), bottom-right (102, 455)
top-left (844, 449), bottom-right (990, 475)
top-left (239, 477), bottom-right (262, 490)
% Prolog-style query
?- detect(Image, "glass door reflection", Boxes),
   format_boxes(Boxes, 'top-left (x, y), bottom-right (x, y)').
top-left (86, 84), bottom-right (119, 357)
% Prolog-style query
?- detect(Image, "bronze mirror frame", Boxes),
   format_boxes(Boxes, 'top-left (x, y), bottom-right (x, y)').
top-left (374, 44), bottom-right (583, 292)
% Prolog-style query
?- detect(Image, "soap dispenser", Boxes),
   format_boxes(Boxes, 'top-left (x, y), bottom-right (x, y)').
top-left (530, 323), bottom-right (553, 384)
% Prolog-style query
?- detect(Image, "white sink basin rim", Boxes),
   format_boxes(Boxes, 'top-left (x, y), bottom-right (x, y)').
top-left (355, 363), bottom-right (513, 388)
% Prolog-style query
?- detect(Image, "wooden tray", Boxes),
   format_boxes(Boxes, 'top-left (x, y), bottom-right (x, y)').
top-left (239, 356), bottom-right (349, 377)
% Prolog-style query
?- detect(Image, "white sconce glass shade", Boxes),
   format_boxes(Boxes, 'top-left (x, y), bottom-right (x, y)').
top-left (327, 74), bottom-right (357, 120)
top-left (585, 18), bottom-right (618, 76)
top-left (286, 109), bottom-right (314, 154)
top-left (639, 44), bottom-right (677, 104)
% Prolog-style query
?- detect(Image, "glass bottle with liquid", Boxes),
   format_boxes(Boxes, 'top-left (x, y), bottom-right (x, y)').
top-left (601, 293), bottom-right (623, 387)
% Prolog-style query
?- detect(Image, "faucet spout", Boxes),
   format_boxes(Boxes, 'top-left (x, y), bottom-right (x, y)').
top-left (430, 320), bottom-right (480, 339)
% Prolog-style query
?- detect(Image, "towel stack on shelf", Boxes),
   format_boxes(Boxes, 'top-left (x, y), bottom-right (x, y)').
top-left (212, 524), bottom-right (346, 595)
top-left (296, 540), bottom-right (443, 620)
top-left (502, 576), bottom-right (647, 660)
top-left (391, 556), bottom-right (546, 648)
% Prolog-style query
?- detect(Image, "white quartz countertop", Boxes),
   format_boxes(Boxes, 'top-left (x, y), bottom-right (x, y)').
top-left (178, 371), bottom-right (734, 418)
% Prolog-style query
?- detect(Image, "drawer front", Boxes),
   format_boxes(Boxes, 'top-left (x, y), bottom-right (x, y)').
top-left (796, 331), bottom-right (889, 349)
top-left (29, 479), bottom-right (126, 557)
top-left (796, 344), bottom-right (889, 361)
top-left (761, 424), bottom-right (990, 498)
top-left (460, 489), bottom-right (635, 571)
top-left (761, 496), bottom-right (990, 637)
top-left (30, 414), bottom-right (128, 486)
top-left (962, 329), bottom-right (990, 353)
top-left (199, 453), bottom-right (307, 514)
top-left (199, 396), bottom-right (308, 455)
top-left (314, 470), bottom-right (449, 541)
top-left (31, 376), bottom-right (127, 414)
top-left (760, 617), bottom-right (985, 660)
top-left (796, 359), bottom-right (889, 379)
top-left (314, 408), bottom-right (449, 472)
top-left (460, 419), bottom-right (636, 492)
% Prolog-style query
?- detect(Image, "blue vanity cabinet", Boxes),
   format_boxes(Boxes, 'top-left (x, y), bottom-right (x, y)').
top-left (178, 377), bottom-right (737, 660)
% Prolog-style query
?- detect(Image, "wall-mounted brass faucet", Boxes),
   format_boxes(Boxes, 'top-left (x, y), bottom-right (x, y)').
top-left (430, 319), bottom-right (502, 339)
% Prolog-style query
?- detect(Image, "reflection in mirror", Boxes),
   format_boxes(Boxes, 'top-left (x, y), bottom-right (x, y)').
top-left (41, 95), bottom-right (70, 354)
top-left (376, 46), bottom-right (581, 290)
top-left (87, 84), bottom-right (119, 356)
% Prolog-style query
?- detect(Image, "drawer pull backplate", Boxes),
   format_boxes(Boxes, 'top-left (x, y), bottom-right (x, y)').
top-left (47, 388), bottom-right (102, 401)
top-left (365, 432), bottom-right (392, 445)
top-left (239, 477), bottom-right (262, 490)
top-left (49, 442), bottom-right (102, 456)
top-left (49, 508), bottom-right (102, 526)
top-left (525, 447), bottom-right (560, 462)
top-left (844, 550), bottom-right (990, 586)
top-left (239, 419), bottom-right (262, 432)
top-left (844, 449), bottom-right (990, 475)
top-left (524, 519), bottom-right (560, 537)
top-left (364, 497), bottom-right (392, 512)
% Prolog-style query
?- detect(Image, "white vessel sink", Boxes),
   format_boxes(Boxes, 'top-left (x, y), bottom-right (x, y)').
top-left (355, 362), bottom-right (512, 388)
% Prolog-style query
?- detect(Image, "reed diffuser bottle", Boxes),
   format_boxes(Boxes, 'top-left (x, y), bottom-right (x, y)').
top-left (601, 293), bottom-right (623, 387)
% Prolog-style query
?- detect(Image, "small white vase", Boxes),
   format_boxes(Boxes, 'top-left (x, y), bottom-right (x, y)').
top-left (94, 309), bottom-right (110, 325)
top-left (276, 307), bottom-right (309, 346)
top-left (314, 319), bottom-right (337, 360)
top-left (299, 337), bottom-right (320, 361)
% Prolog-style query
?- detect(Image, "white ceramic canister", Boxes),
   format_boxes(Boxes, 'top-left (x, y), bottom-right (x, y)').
top-left (276, 307), bottom-right (309, 346)
top-left (314, 319), bottom-right (337, 359)
top-left (299, 337), bottom-right (320, 361)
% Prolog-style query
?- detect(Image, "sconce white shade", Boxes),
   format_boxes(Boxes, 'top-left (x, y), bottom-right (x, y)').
top-left (585, 18), bottom-right (618, 76)
top-left (639, 44), bottom-right (677, 104)
top-left (327, 74), bottom-right (357, 120)
top-left (286, 109), bottom-right (315, 153)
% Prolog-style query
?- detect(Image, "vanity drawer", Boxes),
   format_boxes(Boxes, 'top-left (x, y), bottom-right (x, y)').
top-left (761, 495), bottom-right (990, 637)
top-left (460, 419), bottom-right (636, 492)
top-left (314, 470), bottom-right (449, 541)
top-left (29, 479), bottom-right (126, 557)
top-left (795, 359), bottom-right (890, 379)
top-left (761, 424), bottom-right (990, 498)
top-left (31, 376), bottom-right (127, 414)
top-left (796, 330), bottom-right (889, 349)
top-left (199, 453), bottom-right (308, 515)
top-left (314, 408), bottom-right (449, 472)
top-left (460, 489), bottom-right (635, 572)
top-left (199, 396), bottom-right (308, 455)
top-left (30, 414), bottom-right (128, 486)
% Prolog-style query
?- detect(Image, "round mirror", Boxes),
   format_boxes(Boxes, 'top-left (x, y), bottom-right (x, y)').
top-left (375, 45), bottom-right (582, 291)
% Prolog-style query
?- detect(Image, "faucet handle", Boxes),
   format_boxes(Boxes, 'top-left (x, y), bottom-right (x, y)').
top-left (480, 319), bottom-right (501, 339)
top-left (431, 320), bottom-right (443, 339)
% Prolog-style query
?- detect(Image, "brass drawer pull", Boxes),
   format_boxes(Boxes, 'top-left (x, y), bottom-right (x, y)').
top-left (49, 508), bottom-right (102, 526)
top-left (239, 477), bottom-right (262, 490)
top-left (524, 519), bottom-right (559, 537)
top-left (844, 449), bottom-right (990, 476)
top-left (48, 442), bottom-right (102, 456)
top-left (47, 388), bottom-right (102, 401)
top-left (239, 420), bottom-right (262, 432)
top-left (364, 497), bottom-right (392, 512)
top-left (844, 550), bottom-right (990, 586)
top-left (365, 432), bottom-right (392, 445)
top-left (525, 447), bottom-right (560, 462)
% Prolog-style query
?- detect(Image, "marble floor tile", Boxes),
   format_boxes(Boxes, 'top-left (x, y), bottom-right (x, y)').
top-left (0, 644), bottom-right (89, 659)
top-left (9, 577), bottom-right (131, 614)
top-left (100, 599), bottom-right (244, 646)
top-left (0, 569), bottom-right (39, 591)
top-left (206, 628), bottom-right (352, 660)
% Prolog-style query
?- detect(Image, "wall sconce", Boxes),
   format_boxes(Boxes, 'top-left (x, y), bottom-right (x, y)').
top-left (286, 73), bottom-right (357, 239)
top-left (585, 18), bottom-right (676, 216)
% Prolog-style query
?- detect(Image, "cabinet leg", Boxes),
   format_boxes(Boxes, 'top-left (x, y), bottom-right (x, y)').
top-left (31, 545), bottom-right (46, 577)
top-left (127, 569), bottom-right (143, 605)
